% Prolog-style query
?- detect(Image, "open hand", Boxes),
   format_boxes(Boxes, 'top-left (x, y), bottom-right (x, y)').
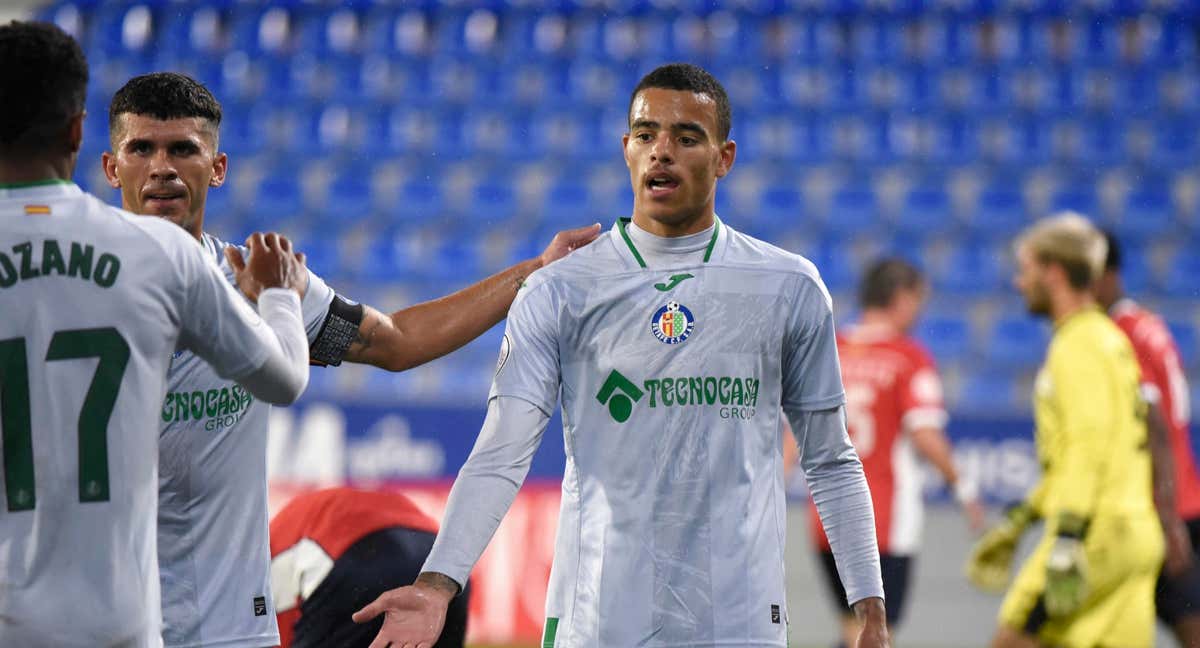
top-left (352, 574), bottom-right (457, 648)
top-left (225, 232), bottom-right (307, 302)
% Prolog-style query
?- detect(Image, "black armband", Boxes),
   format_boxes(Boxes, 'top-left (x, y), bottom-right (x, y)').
top-left (310, 295), bottom-right (364, 366)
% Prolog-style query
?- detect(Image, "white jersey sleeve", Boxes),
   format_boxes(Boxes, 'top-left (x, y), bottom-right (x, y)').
top-left (488, 279), bottom-right (561, 414)
top-left (781, 271), bottom-right (846, 412)
top-left (301, 267), bottom-right (337, 340)
top-left (422, 396), bottom-right (552, 586)
top-left (173, 242), bottom-right (274, 380)
top-left (780, 269), bottom-right (883, 607)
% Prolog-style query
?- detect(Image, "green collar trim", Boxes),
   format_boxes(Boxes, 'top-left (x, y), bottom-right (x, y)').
top-left (617, 217), bottom-right (721, 269)
top-left (617, 218), bottom-right (648, 268)
top-left (702, 217), bottom-right (720, 262)
top-left (0, 178), bottom-right (73, 189)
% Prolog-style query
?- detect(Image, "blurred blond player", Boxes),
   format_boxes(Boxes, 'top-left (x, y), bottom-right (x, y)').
top-left (801, 259), bottom-right (984, 647)
top-left (967, 214), bottom-right (1163, 647)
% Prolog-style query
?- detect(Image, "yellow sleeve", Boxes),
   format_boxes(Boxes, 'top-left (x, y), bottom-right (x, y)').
top-left (1046, 335), bottom-right (1114, 520)
top-left (1024, 476), bottom-right (1049, 518)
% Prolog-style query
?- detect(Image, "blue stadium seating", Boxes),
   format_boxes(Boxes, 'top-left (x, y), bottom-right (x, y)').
top-left (918, 314), bottom-right (974, 363)
top-left (1163, 252), bottom-right (1200, 298)
top-left (985, 316), bottom-right (1050, 369)
top-left (958, 371), bottom-right (1024, 415)
top-left (42, 0), bottom-right (1200, 406)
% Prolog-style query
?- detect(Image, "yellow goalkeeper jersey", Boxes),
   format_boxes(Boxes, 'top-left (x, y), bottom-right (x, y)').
top-left (1028, 307), bottom-right (1153, 521)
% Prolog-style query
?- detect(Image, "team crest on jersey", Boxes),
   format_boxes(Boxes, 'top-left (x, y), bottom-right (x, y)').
top-left (650, 301), bottom-right (695, 345)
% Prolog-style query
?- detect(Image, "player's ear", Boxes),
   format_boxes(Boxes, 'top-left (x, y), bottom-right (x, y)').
top-left (101, 150), bottom-right (121, 189)
top-left (622, 132), bottom-right (632, 169)
top-left (67, 111), bottom-right (85, 154)
top-left (210, 152), bottom-right (228, 188)
top-left (715, 138), bottom-right (736, 178)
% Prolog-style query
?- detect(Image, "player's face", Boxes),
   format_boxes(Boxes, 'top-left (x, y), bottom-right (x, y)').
top-left (623, 88), bottom-right (736, 234)
top-left (893, 284), bottom-right (928, 332)
top-left (1014, 244), bottom-right (1052, 316)
top-left (1094, 268), bottom-right (1119, 310)
top-left (102, 114), bottom-right (226, 239)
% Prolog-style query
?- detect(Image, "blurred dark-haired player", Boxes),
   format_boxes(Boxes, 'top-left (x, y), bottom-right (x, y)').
top-left (269, 487), bottom-right (470, 648)
top-left (0, 21), bottom-right (311, 646)
top-left (809, 258), bottom-right (983, 647)
top-left (101, 72), bottom-right (599, 648)
top-left (1096, 230), bottom-right (1200, 647)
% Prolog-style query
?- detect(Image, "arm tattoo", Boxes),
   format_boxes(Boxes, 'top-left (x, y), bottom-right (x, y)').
top-left (351, 317), bottom-right (384, 354)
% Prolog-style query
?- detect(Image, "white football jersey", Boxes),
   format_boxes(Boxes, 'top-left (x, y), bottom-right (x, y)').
top-left (158, 233), bottom-right (333, 648)
top-left (0, 182), bottom-right (286, 647)
top-left (490, 218), bottom-right (846, 647)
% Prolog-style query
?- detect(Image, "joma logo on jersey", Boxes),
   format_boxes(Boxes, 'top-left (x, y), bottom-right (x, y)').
top-left (162, 385), bottom-right (254, 430)
top-left (596, 370), bottom-right (761, 423)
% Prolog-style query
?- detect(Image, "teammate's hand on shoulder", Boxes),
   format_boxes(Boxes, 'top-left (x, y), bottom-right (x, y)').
top-left (851, 597), bottom-right (890, 648)
top-left (225, 232), bottom-right (307, 302)
top-left (352, 572), bottom-right (458, 648)
top-left (539, 223), bottom-right (602, 267)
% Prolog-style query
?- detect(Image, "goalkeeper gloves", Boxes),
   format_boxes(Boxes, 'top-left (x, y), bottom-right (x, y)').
top-left (966, 502), bottom-right (1038, 592)
top-left (1043, 513), bottom-right (1089, 618)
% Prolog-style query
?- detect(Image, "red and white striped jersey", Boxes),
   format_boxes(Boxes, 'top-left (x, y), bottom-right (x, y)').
top-left (809, 324), bottom-right (947, 556)
top-left (1111, 299), bottom-right (1199, 519)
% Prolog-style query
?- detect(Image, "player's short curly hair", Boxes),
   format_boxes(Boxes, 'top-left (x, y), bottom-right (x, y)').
top-left (859, 258), bottom-right (926, 309)
top-left (0, 21), bottom-right (88, 156)
top-left (109, 72), bottom-right (222, 143)
top-left (628, 63), bottom-right (732, 141)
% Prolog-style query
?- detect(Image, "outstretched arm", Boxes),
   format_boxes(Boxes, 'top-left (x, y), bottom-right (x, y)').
top-left (352, 396), bottom-right (551, 645)
top-left (343, 224), bottom-right (600, 372)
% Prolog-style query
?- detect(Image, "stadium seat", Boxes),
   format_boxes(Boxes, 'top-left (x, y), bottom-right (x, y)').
top-left (759, 186), bottom-right (805, 223)
top-left (1113, 187), bottom-right (1176, 240)
top-left (918, 314), bottom-right (974, 363)
top-left (541, 179), bottom-right (593, 227)
top-left (1046, 188), bottom-right (1099, 219)
top-left (470, 181), bottom-right (519, 223)
top-left (957, 371), bottom-right (1024, 415)
top-left (935, 242), bottom-right (1006, 295)
top-left (969, 186), bottom-right (1027, 239)
top-left (984, 316), bottom-right (1051, 369)
top-left (251, 171), bottom-right (306, 221)
top-left (896, 186), bottom-right (953, 234)
top-left (825, 188), bottom-right (881, 238)
top-left (319, 170), bottom-right (376, 222)
top-left (1161, 250), bottom-right (1200, 298)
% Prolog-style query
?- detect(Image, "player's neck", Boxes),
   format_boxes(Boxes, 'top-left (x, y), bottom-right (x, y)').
top-left (632, 210), bottom-right (715, 238)
top-left (0, 156), bottom-right (74, 187)
top-left (1051, 291), bottom-right (1095, 326)
top-left (857, 311), bottom-right (901, 336)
